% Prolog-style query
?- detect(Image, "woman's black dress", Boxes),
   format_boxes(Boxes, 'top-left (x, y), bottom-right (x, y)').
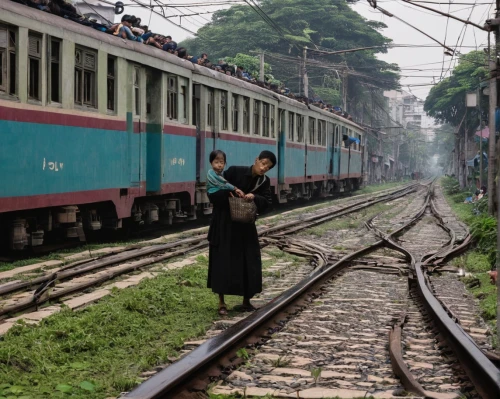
top-left (207, 166), bottom-right (272, 297)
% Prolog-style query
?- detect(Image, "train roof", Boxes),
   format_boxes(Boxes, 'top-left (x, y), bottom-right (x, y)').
top-left (2, 1), bottom-right (364, 133)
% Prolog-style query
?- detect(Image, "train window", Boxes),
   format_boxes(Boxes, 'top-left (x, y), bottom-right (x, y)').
top-left (221, 91), bottom-right (228, 130)
top-left (253, 100), bottom-right (260, 135)
top-left (0, 49), bottom-right (3, 91)
top-left (324, 122), bottom-right (328, 146)
top-left (133, 67), bottom-right (140, 115)
top-left (146, 70), bottom-right (152, 115)
top-left (270, 105), bottom-right (275, 138)
top-left (317, 120), bottom-right (322, 146)
top-left (288, 112), bottom-right (295, 141)
top-left (0, 26), bottom-right (16, 96)
top-left (47, 38), bottom-right (62, 103)
top-left (207, 88), bottom-right (213, 126)
top-left (358, 133), bottom-right (362, 150)
top-left (181, 85), bottom-right (187, 123)
top-left (309, 118), bottom-right (316, 145)
top-left (243, 97), bottom-right (250, 134)
top-left (107, 56), bottom-right (116, 112)
top-left (167, 76), bottom-right (178, 120)
top-left (28, 34), bottom-right (42, 101)
top-left (328, 123), bottom-right (335, 147)
top-left (318, 120), bottom-right (326, 146)
top-left (0, 27), bottom-right (7, 93)
top-left (335, 125), bottom-right (340, 146)
top-left (262, 103), bottom-right (270, 137)
top-left (192, 84), bottom-right (200, 126)
top-left (75, 47), bottom-right (97, 108)
top-left (232, 94), bottom-right (238, 132)
top-left (297, 114), bottom-right (304, 142)
top-left (8, 30), bottom-right (15, 95)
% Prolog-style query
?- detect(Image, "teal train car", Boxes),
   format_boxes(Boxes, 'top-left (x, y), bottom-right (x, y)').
top-left (0, 1), bottom-right (365, 250)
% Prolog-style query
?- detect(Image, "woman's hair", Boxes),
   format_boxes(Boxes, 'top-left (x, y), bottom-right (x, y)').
top-left (209, 149), bottom-right (227, 163)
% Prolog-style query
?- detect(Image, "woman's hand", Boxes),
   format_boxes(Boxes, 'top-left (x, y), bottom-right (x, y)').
top-left (244, 193), bottom-right (255, 202)
top-left (234, 188), bottom-right (245, 198)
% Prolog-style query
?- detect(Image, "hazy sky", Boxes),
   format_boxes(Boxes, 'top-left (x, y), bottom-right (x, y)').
top-left (118, 0), bottom-right (495, 100)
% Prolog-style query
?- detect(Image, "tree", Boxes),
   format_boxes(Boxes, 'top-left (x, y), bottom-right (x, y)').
top-left (180, 0), bottom-right (399, 107)
top-left (425, 51), bottom-right (487, 128)
top-left (425, 51), bottom-right (488, 188)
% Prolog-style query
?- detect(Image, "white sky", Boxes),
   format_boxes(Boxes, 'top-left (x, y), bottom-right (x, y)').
top-left (117, 0), bottom-right (495, 100)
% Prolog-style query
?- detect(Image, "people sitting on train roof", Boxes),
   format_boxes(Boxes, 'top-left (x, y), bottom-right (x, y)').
top-left (17, 0), bottom-right (50, 12)
top-left (176, 47), bottom-right (188, 59)
top-left (10, 0), bottom-right (359, 122)
top-left (162, 40), bottom-right (177, 53)
top-left (109, 15), bottom-right (143, 43)
top-left (144, 34), bottom-right (163, 49)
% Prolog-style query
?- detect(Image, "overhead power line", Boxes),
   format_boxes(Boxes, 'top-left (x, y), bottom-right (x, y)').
top-left (400, 0), bottom-right (487, 31)
top-left (373, 5), bottom-right (456, 53)
top-left (242, 0), bottom-right (301, 51)
top-left (128, 0), bottom-right (198, 34)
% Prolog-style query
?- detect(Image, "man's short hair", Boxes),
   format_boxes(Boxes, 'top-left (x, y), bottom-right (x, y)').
top-left (258, 151), bottom-right (277, 169)
top-left (166, 35), bottom-right (172, 40)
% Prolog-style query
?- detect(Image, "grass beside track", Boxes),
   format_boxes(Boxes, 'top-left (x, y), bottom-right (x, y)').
top-left (440, 177), bottom-right (497, 341)
top-left (0, 248), bottom-right (301, 399)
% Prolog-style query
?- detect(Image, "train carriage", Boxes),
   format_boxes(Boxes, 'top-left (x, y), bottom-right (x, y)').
top-left (0, 0), bottom-right (365, 250)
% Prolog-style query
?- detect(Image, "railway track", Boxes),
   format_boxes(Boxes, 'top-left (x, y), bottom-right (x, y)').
top-left (0, 183), bottom-right (419, 334)
top-left (123, 181), bottom-right (500, 399)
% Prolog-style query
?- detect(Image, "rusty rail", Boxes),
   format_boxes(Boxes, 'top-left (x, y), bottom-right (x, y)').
top-left (0, 183), bottom-right (419, 318)
top-left (372, 183), bottom-right (500, 399)
top-left (124, 183), bottom-right (432, 398)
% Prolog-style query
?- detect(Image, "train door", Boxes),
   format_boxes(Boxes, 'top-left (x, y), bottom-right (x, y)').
top-left (328, 122), bottom-right (335, 176)
top-left (278, 108), bottom-right (286, 184)
top-left (305, 117), bottom-right (315, 178)
top-left (145, 69), bottom-right (163, 194)
top-left (334, 125), bottom-right (340, 177)
top-left (192, 84), bottom-right (203, 182)
top-left (207, 88), bottom-right (216, 151)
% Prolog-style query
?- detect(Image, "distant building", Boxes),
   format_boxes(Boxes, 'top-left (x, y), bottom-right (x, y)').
top-left (384, 90), bottom-right (438, 142)
top-left (73, 0), bottom-right (115, 25)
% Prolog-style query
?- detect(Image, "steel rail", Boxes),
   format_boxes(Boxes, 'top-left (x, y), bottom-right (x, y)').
top-left (0, 183), bottom-right (417, 298)
top-left (124, 183), bottom-right (432, 398)
top-left (0, 184), bottom-right (419, 318)
top-left (376, 185), bottom-right (500, 399)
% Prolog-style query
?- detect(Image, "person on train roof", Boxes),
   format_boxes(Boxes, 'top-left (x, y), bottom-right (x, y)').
top-left (162, 41), bottom-right (177, 53)
top-left (110, 15), bottom-right (143, 43)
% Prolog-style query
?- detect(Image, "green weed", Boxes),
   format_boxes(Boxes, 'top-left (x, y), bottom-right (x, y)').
top-left (310, 367), bottom-right (322, 383)
top-left (270, 356), bottom-right (292, 367)
top-left (0, 261), bottom-right (241, 398)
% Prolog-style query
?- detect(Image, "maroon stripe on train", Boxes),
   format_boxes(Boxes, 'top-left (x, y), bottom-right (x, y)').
top-left (0, 104), bottom-right (127, 131)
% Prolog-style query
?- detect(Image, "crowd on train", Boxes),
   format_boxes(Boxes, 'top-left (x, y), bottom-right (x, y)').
top-left (11, 0), bottom-right (354, 121)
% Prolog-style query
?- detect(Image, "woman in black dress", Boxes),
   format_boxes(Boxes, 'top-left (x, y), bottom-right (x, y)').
top-left (207, 151), bottom-right (276, 315)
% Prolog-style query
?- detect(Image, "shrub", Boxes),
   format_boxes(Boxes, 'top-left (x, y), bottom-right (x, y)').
top-left (470, 215), bottom-right (497, 265)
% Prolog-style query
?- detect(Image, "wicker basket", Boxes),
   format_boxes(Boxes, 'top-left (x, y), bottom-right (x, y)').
top-left (228, 197), bottom-right (257, 223)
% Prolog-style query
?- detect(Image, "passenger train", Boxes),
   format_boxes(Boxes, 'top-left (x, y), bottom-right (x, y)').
top-left (0, 1), bottom-right (366, 250)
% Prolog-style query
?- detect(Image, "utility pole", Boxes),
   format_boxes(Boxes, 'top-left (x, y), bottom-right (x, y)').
top-left (484, 0), bottom-right (500, 351)
top-left (259, 51), bottom-right (265, 82)
top-left (342, 70), bottom-right (348, 111)
top-left (486, 0), bottom-right (500, 358)
top-left (488, 34), bottom-right (497, 215)
top-left (303, 46), bottom-right (309, 100)
top-left (478, 84), bottom-right (484, 188)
